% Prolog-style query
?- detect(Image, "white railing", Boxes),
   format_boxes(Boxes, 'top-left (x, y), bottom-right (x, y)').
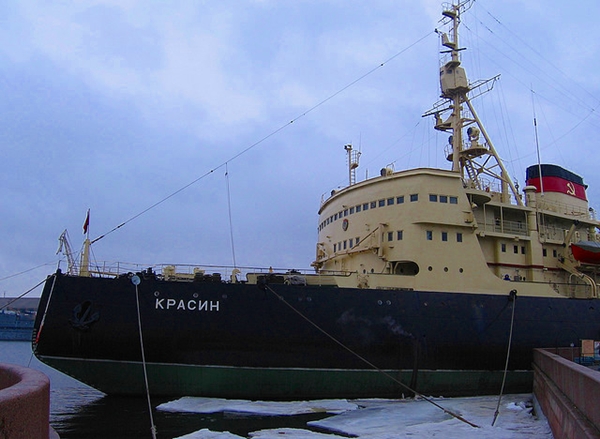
top-left (85, 262), bottom-right (316, 283)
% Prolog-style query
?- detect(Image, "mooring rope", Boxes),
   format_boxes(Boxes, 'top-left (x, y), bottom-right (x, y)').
top-left (263, 284), bottom-right (480, 429)
top-left (492, 289), bottom-right (518, 426)
top-left (132, 275), bottom-right (158, 439)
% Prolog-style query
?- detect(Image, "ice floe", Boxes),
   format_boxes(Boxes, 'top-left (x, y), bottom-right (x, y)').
top-left (164, 394), bottom-right (552, 439)
top-left (157, 397), bottom-right (357, 416)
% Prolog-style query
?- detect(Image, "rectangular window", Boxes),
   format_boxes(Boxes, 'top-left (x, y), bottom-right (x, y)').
top-left (426, 230), bottom-right (433, 241)
top-left (501, 243), bottom-right (506, 252)
top-left (334, 213), bottom-right (338, 221)
top-left (410, 194), bottom-right (419, 202)
top-left (397, 230), bottom-right (403, 240)
top-left (387, 198), bottom-right (394, 206)
top-left (334, 243), bottom-right (337, 252)
top-left (356, 205), bottom-right (361, 213)
top-left (388, 231), bottom-right (394, 241)
top-left (397, 196), bottom-right (405, 204)
top-left (456, 232), bottom-right (463, 242)
top-left (543, 248), bottom-right (547, 257)
top-left (553, 249), bottom-right (557, 257)
top-left (449, 196), bottom-right (458, 204)
top-left (349, 207), bottom-right (355, 214)
top-left (339, 211), bottom-right (344, 218)
top-left (521, 246), bottom-right (526, 254)
top-left (349, 238), bottom-right (354, 247)
top-left (379, 199), bottom-right (385, 207)
top-left (343, 240), bottom-right (347, 250)
top-left (513, 245), bottom-right (519, 254)
top-left (356, 236), bottom-right (360, 245)
top-left (440, 195), bottom-right (448, 203)
top-left (343, 209), bottom-right (348, 217)
top-left (371, 201), bottom-right (377, 209)
top-left (429, 194), bottom-right (438, 202)
top-left (442, 231), bottom-right (448, 241)
top-left (363, 203), bottom-right (369, 211)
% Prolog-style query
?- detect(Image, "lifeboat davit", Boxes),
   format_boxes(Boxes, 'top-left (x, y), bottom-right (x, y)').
top-left (571, 241), bottom-right (600, 264)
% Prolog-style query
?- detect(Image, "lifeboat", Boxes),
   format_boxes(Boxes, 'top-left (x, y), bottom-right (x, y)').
top-left (571, 241), bottom-right (600, 264)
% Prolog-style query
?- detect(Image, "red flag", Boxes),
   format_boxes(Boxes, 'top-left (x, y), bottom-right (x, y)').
top-left (83, 209), bottom-right (90, 235)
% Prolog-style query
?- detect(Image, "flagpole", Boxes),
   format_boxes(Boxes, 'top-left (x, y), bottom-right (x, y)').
top-left (80, 209), bottom-right (91, 277)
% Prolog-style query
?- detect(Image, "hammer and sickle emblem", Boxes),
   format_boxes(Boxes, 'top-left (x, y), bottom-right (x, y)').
top-left (566, 181), bottom-right (576, 196)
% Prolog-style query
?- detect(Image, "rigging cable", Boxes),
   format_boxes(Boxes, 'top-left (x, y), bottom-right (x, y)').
top-left (89, 30), bottom-right (435, 246)
top-left (492, 289), bottom-right (518, 426)
top-left (532, 90), bottom-right (544, 196)
top-left (262, 283), bottom-right (481, 429)
top-left (0, 277), bottom-right (47, 312)
top-left (225, 162), bottom-right (237, 268)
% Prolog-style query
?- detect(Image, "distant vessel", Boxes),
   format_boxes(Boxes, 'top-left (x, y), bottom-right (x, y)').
top-left (0, 309), bottom-right (35, 341)
top-left (33, 2), bottom-right (600, 398)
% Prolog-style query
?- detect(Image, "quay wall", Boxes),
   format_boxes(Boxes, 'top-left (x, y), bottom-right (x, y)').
top-left (0, 362), bottom-right (51, 439)
top-left (533, 348), bottom-right (600, 439)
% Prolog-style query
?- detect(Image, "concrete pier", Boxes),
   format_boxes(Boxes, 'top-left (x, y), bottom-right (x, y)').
top-left (533, 348), bottom-right (600, 439)
top-left (0, 362), bottom-right (54, 439)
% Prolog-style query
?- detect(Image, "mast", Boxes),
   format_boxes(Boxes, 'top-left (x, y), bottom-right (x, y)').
top-left (423, 1), bottom-right (523, 206)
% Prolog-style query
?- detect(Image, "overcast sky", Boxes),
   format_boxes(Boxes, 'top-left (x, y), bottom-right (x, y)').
top-left (2, 0), bottom-right (600, 297)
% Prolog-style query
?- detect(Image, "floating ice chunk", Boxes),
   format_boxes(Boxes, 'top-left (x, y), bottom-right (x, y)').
top-left (157, 397), bottom-right (358, 416)
top-left (309, 395), bottom-right (551, 438)
top-left (173, 428), bottom-right (244, 439)
top-left (249, 428), bottom-right (347, 438)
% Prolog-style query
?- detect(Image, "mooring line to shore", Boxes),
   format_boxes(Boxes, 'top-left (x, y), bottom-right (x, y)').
top-left (492, 289), bottom-right (518, 426)
top-left (132, 275), bottom-right (158, 439)
top-left (263, 284), bottom-right (481, 429)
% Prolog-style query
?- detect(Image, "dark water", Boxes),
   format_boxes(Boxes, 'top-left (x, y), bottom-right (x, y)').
top-left (0, 341), bottom-right (330, 438)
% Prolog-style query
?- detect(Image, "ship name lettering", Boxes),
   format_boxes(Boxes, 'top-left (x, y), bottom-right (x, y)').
top-left (155, 298), bottom-right (220, 312)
